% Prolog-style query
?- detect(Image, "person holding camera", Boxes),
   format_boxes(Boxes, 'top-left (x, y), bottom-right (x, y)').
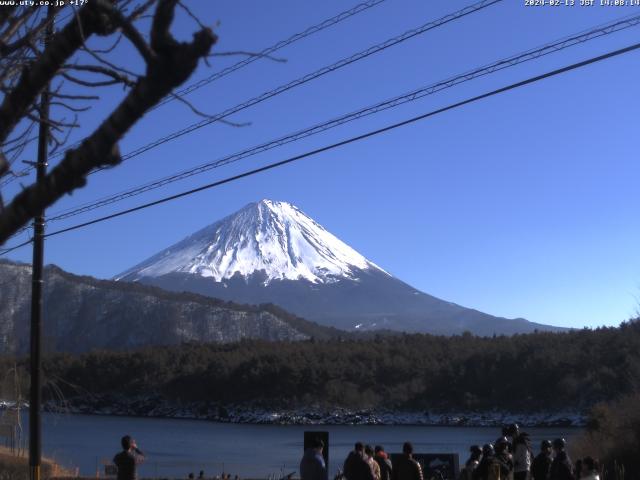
top-left (113, 435), bottom-right (145, 480)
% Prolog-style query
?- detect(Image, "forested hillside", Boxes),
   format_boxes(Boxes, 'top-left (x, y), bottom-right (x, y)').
top-left (7, 319), bottom-right (637, 412)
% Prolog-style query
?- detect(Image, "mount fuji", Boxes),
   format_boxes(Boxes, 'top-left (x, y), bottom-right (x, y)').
top-left (117, 200), bottom-right (561, 335)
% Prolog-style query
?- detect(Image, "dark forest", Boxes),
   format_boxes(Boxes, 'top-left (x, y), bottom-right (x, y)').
top-left (5, 319), bottom-right (636, 412)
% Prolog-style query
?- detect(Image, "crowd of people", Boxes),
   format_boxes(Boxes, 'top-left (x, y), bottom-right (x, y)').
top-left (300, 439), bottom-right (410, 480)
top-left (110, 426), bottom-right (600, 480)
top-left (187, 471), bottom-right (240, 480)
top-left (300, 424), bottom-right (601, 480)
top-left (458, 423), bottom-right (599, 480)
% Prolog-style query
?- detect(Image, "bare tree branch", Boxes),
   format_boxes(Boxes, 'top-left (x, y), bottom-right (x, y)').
top-left (0, 0), bottom-right (217, 244)
top-left (5, 137), bottom-right (36, 160)
top-left (50, 91), bottom-right (100, 101)
top-left (60, 71), bottom-right (125, 88)
top-left (90, 31), bottom-right (123, 54)
top-left (0, 151), bottom-right (7, 179)
top-left (1, 121), bottom-right (36, 148)
top-left (0, 0), bottom-right (119, 144)
top-left (177, 1), bottom-right (208, 31)
top-left (26, 112), bottom-right (78, 132)
top-left (63, 64), bottom-right (136, 87)
top-left (0, 8), bottom-right (14, 29)
top-left (74, 7), bottom-right (142, 80)
top-left (49, 124), bottom-right (75, 155)
top-left (0, 8), bottom-right (34, 45)
top-left (50, 101), bottom-right (91, 113)
top-left (127, 0), bottom-right (158, 22)
top-left (0, 11), bottom-right (55, 57)
top-left (6, 129), bottom-right (36, 164)
top-left (168, 92), bottom-right (250, 127)
top-left (107, 8), bottom-right (155, 63)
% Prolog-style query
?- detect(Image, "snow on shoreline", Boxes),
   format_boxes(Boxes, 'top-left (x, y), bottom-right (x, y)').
top-left (32, 396), bottom-right (586, 427)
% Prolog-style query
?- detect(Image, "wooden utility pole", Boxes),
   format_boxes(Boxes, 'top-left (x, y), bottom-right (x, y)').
top-left (30, 7), bottom-right (54, 480)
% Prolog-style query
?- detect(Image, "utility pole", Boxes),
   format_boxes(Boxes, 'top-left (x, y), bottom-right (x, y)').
top-left (30, 7), bottom-right (54, 480)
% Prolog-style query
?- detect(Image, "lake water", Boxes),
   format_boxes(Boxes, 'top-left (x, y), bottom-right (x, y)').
top-left (27, 413), bottom-right (580, 478)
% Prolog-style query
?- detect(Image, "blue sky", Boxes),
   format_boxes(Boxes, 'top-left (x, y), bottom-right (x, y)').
top-left (3, 0), bottom-right (640, 328)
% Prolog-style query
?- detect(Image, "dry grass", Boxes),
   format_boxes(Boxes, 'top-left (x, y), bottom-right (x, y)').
top-left (0, 446), bottom-right (76, 480)
top-left (572, 393), bottom-right (640, 480)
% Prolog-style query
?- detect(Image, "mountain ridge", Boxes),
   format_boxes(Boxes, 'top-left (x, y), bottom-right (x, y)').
top-left (0, 259), bottom-right (342, 354)
top-left (117, 200), bottom-right (566, 335)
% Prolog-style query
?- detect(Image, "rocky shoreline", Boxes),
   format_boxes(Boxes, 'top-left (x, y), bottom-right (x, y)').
top-left (33, 396), bottom-right (587, 427)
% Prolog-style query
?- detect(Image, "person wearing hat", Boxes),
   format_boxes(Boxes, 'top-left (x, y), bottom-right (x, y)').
top-left (490, 437), bottom-right (514, 480)
top-left (495, 427), bottom-right (513, 454)
top-left (531, 440), bottom-right (553, 480)
top-left (507, 425), bottom-right (519, 444)
top-left (459, 445), bottom-right (482, 480)
top-left (301, 437), bottom-right (328, 480)
top-left (472, 444), bottom-right (494, 480)
top-left (374, 446), bottom-right (392, 480)
top-left (549, 438), bottom-right (575, 480)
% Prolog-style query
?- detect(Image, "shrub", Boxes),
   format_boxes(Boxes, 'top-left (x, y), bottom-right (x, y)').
top-left (572, 392), bottom-right (640, 479)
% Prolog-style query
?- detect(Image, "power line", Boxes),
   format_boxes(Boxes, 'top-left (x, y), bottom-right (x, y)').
top-left (27, 41), bottom-right (640, 243)
top-left (1, 0), bottom-right (503, 244)
top-left (0, 238), bottom-right (33, 256)
top-left (154, 0), bottom-right (389, 109)
top-left (2, 40), bottom-right (639, 252)
top-left (0, 0), bottom-right (389, 188)
top-left (2, 0), bottom-right (501, 189)
top-left (41, 12), bottom-right (640, 225)
top-left (106, 0), bottom-right (502, 167)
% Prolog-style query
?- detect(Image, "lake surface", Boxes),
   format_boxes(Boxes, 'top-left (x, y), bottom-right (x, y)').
top-left (26, 413), bottom-right (580, 478)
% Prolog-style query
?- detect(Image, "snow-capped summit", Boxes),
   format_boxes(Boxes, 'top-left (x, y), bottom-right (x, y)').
top-left (117, 199), bottom-right (564, 335)
top-left (116, 199), bottom-right (387, 284)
